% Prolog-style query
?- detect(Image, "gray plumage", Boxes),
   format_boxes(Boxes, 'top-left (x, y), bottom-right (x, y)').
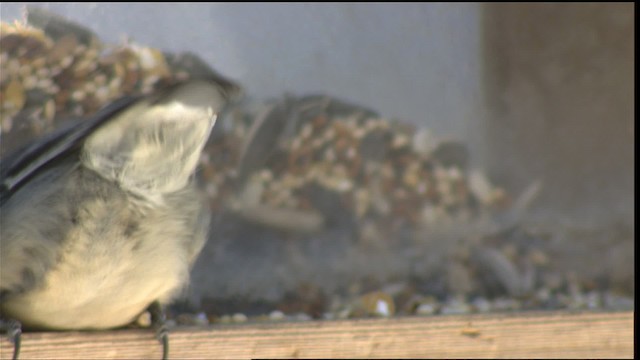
top-left (0, 79), bottom-right (237, 330)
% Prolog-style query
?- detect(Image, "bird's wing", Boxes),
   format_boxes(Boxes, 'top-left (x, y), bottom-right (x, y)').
top-left (0, 96), bottom-right (140, 205)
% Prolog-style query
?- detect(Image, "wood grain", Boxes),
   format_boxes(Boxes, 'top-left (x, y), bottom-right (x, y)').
top-left (0, 311), bottom-right (633, 359)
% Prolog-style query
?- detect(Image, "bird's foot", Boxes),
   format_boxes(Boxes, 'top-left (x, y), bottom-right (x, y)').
top-left (148, 301), bottom-right (169, 360)
top-left (1, 318), bottom-right (22, 360)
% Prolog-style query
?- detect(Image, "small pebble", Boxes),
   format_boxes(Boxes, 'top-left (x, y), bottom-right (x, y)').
top-left (491, 297), bottom-right (521, 311)
top-left (176, 312), bottom-right (209, 326)
top-left (470, 297), bottom-right (492, 313)
top-left (584, 291), bottom-right (601, 310)
top-left (441, 296), bottom-right (472, 315)
top-left (337, 308), bottom-right (351, 319)
top-left (269, 310), bottom-right (286, 321)
top-left (136, 311), bottom-right (152, 327)
top-left (415, 302), bottom-right (438, 316)
top-left (603, 292), bottom-right (633, 310)
top-left (358, 291), bottom-right (395, 317)
top-left (294, 313), bottom-right (312, 321)
top-left (232, 313), bottom-right (248, 323)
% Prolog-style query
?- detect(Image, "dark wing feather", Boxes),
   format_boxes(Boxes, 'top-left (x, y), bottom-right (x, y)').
top-left (0, 96), bottom-right (140, 205)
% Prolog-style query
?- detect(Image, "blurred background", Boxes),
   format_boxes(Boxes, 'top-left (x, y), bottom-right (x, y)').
top-left (0, 3), bottom-right (633, 319)
top-left (0, 3), bottom-right (482, 139)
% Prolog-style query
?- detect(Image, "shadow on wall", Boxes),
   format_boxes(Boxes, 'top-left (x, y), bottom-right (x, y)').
top-left (480, 3), bottom-right (634, 225)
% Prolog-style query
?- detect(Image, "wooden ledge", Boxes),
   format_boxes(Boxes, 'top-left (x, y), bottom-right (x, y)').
top-left (0, 310), bottom-right (633, 359)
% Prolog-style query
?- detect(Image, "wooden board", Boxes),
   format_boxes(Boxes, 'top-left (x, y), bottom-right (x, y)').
top-left (0, 310), bottom-right (633, 359)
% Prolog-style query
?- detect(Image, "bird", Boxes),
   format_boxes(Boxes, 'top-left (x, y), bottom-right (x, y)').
top-left (0, 77), bottom-right (240, 359)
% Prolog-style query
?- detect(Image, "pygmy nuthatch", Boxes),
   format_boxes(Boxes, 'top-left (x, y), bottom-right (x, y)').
top-left (0, 78), bottom-right (240, 358)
